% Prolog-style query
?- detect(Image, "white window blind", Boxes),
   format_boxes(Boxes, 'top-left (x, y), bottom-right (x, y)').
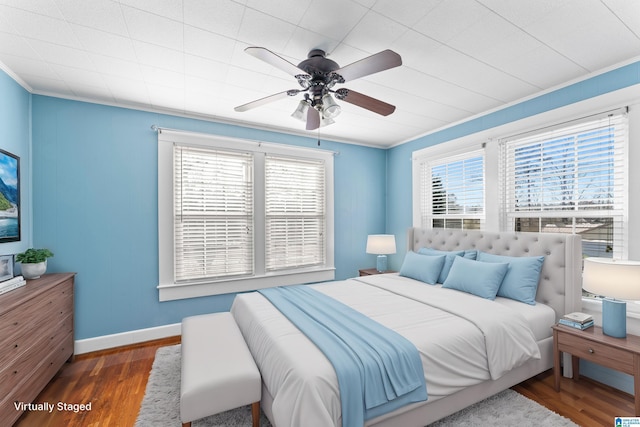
top-left (265, 155), bottom-right (326, 271)
top-left (418, 151), bottom-right (485, 229)
top-left (501, 113), bottom-right (628, 258)
top-left (174, 145), bottom-right (254, 281)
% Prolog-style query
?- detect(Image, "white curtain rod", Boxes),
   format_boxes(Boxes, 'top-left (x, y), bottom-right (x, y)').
top-left (499, 105), bottom-right (628, 142)
top-left (150, 125), bottom-right (340, 156)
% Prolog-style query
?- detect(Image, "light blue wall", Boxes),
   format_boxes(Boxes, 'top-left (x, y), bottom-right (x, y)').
top-left (30, 95), bottom-right (387, 340)
top-left (0, 71), bottom-right (31, 256)
top-left (385, 60), bottom-right (640, 271)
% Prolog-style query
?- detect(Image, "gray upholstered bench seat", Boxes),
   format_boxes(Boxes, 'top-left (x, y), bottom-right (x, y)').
top-left (180, 312), bottom-right (261, 427)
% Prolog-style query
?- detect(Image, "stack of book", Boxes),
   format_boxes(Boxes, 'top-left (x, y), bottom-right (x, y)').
top-left (559, 312), bottom-right (594, 330)
top-left (0, 275), bottom-right (26, 295)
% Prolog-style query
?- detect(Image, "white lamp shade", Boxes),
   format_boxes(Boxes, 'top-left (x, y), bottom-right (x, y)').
top-left (583, 257), bottom-right (640, 300)
top-left (366, 235), bottom-right (396, 255)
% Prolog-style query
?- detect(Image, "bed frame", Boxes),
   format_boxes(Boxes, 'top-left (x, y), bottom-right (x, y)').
top-left (365, 227), bottom-right (583, 427)
top-left (258, 227), bottom-right (582, 427)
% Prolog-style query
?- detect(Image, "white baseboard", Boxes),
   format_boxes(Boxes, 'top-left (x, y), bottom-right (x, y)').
top-left (74, 323), bottom-right (182, 355)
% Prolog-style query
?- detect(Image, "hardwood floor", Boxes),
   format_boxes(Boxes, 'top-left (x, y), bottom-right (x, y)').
top-left (14, 336), bottom-right (635, 427)
top-left (513, 370), bottom-right (635, 426)
top-left (14, 336), bottom-right (180, 427)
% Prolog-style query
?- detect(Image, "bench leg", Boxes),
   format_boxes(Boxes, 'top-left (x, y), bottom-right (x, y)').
top-left (182, 423), bottom-right (191, 427)
top-left (251, 401), bottom-right (260, 427)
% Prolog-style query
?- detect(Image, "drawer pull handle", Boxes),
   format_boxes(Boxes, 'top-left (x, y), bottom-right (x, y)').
top-left (588, 348), bottom-right (594, 354)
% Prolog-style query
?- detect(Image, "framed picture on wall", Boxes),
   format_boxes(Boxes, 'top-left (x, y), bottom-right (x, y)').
top-left (0, 254), bottom-right (13, 282)
top-left (0, 149), bottom-right (20, 243)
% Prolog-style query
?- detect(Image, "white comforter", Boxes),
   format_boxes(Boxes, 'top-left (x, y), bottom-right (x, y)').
top-left (231, 274), bottom-right (541, 427)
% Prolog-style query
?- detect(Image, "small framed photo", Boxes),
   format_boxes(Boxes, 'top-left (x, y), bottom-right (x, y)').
top-left (0, 255), bottom-right (14, 282)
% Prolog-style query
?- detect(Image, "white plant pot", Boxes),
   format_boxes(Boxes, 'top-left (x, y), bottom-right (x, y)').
top-left (21, 261), bottom-right (47, 279)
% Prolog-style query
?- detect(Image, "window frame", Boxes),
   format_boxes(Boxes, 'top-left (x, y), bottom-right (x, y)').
top-left (413, 111), bottom-right (629, 255)
top-left (158, 129), bottom-right (335, 301)
top-left (413, 144), bottom-right (487, 230)
top-left (499, 113), bottom-right (629, 260)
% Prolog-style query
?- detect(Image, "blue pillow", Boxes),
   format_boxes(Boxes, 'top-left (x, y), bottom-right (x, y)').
top-left (442, 256), bottom-right (509, 300)
top-left (399, 252), bottom-right (446, 284)
top-left (476, 252), bottom-right (545, 305)
top-left (418, 248), bottom-right (476, 283)
top-left (463, 250), bottom-right (478, 260)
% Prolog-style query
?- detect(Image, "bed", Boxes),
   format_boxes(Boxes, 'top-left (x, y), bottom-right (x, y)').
top-left (230, 228), bottom-right (582, 427)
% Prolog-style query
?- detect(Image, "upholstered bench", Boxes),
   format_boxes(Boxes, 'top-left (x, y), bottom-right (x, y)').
top-left (180, 312), bottom-right (261, 427)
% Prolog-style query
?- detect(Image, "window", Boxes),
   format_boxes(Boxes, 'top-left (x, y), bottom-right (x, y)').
top-left (412, 105), bottom-right (634, 310)
top-left (174, 146), bottom-right (254, 281)
top-left (158, 130), bottom-right (334, 301)
top-left (501, 113), bottom-right (628, 259)
top-left (265, 155), bottom-right (326, 271)
top-left (416, 150), bottom-right (485, 230)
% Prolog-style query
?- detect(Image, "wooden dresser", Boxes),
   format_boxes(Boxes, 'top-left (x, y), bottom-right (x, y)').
top-left (0, 273), bottom-right (75, 426)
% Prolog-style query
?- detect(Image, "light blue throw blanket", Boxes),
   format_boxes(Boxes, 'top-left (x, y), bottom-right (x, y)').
top-left (259, 285), bottom-right (427, 427)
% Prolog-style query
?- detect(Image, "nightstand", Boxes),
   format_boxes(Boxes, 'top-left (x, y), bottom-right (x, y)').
top-left (358, 268), bottom-right (397, 276)
top-left (552, 324), bottom-right (640, 415)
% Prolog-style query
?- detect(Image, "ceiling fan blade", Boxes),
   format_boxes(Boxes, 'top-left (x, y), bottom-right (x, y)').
top-left (337, 89), bottom-right (396, 116)
top-left (234, 90), bottom-right (298, 112)
top-left (335, 50), bottom-right (402, 82)
top-left (245, 47), bottom-right (306, 77)
top-left (306, 107), bottom-right (320, 130)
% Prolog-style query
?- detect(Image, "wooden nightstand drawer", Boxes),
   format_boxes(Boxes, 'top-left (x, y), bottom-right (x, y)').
top-left (558, 331), bottom-right (634, 374)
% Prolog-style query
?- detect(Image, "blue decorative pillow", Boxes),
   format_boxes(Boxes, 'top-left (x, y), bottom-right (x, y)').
top-left (442, 256), bottom-right (509, 300)
top-left (418, 248), bottom-right (476, 283)
top-left (463, 250), bottom-right (478, 260)
top-left (476, 252), bottom-right (545, 305)
top-left (399, 252), bottom-right (446, 284)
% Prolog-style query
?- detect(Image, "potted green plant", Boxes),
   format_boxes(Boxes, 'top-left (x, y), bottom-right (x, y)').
top-left (15, 248), bottom-right (54, 279)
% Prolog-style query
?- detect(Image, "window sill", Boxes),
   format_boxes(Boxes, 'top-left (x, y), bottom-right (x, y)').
top-left (158, 267), bottom-right (335, 301)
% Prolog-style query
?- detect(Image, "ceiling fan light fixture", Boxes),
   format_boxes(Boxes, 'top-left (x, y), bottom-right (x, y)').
top-left (321, 94), bottom-right (341, 119)
top-left (320, 115), bottom-right (335, 127)
top-left (291, 100), bottom-right (309, 122)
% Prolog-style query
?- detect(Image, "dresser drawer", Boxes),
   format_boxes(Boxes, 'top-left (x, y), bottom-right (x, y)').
top-left (0, 291), bottom-right (50, 349)
top-left (0, 288), bottom-right (72, 362)
top-left (0, 314), bottom-right (73, 396)
top-left (558, 331), bottom-right (634, 374)
top-left (0, 331), bottom-right (74, 427)
top-left (0, 273), bottom-right (75, 426)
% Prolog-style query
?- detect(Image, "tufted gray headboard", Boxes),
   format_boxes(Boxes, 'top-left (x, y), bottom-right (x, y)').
top-left (407, 228), bottom-right (583, 321)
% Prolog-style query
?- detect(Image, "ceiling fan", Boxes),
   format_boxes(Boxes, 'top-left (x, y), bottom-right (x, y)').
top-left (234, 47), bottom-right (402, 131)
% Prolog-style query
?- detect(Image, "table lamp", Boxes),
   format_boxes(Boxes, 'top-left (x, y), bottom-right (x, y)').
top-left (583, 257), bottom-right (640, 338)
top-left (366, 234), bottom-right (396, 272)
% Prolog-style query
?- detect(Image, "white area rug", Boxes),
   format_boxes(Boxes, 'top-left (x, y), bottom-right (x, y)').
top-left (135, 345), bottom-right (578, 427)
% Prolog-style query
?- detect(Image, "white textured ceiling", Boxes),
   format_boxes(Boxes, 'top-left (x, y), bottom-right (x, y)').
top-left (0, 0), bottom-right (639, 147)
